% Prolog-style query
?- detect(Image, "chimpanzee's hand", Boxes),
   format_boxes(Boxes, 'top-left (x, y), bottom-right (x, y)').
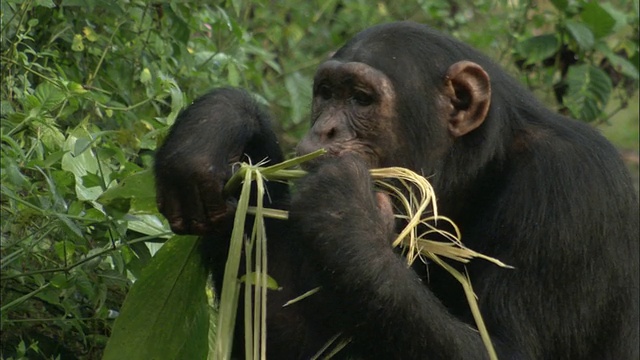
top-left (289, 155), bottom-right (396, 260)
top-left (155, 150), bottom-right (237, 235)
top-left (155, 88), bottom-right (284, 235)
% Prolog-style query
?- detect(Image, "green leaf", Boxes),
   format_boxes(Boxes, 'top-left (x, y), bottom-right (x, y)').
top-left (67, 82), bottom-right (88, 94)
top-left (550, 0), bottom-right (568, 11)
top-left (599, 3), bottom-right (627, 31)
top-left (40, 123), bottom-right (66, 150)
top-left (284, 72), bottom-right (312, 125)
top-left (55, 214), bottom-right (85, 242)
top-left (1, 100), bottom-right (15, 116)
top-left (61, 129), bottom-right (112, 201)
top-left (103, 235), bottom-right (209, 360)
top-left (595, 43), bottom-right (640, 80)
top-left (580, 2), bottom-right (617, 38)
top-left (565, 20), bottom-right (594, 50)
top-left (98, 170), bottom-right (155, 203)
top-left (515, 34), bottom-right (559, 65)
top-left (564, 64), bottom-right (612, 122)
top-left (35, 0), bottom-right (55, 8)
top-left (2, 157), bottom-right (30, 187)
top-left (98, 169), bottom-right (158, 213)
top-left (227, 62), bottom-right (240, 87)
top-left (50, 273), bottom-right (70, 288)
top-left (54, 240), bottom-right (76, 262)
top-left (127, 214), bottom-right (169, 236)
top-left (631, 52), bottom-right (639, 72)
top-left (35, 82), bottom-right (66, 111)
top-left (23, 94), bottom-right (41, 111)
top-left (74, 271), bottom-right (96, 300)
top-left (82, 172), bottom-right (103, 188)
top-left (166, 5), bottom-right (191, 44)
top-left (102, 197), bottom-right (131, 219)
top-left (166, 85), bottom-right (184, 126)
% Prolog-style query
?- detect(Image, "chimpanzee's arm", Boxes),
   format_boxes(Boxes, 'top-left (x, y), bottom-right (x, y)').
top-left (289, 156), bottom-right (493, 359)
top-left (155, 88), bottom-right (285, 235)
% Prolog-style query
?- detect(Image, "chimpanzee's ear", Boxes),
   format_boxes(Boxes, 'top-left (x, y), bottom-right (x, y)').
top-left (442, 61), bottom-right (491, 138)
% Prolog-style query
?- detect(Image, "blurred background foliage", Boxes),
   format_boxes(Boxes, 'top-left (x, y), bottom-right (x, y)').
top-left (1, 0), bottom-right (638, 359)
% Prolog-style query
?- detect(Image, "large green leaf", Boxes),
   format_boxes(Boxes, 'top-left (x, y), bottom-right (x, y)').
top-left (564, 64), bottom-right (612, 122)
top-left (103, 235), bottom-right (209, 360)
top-left (581, 2), bottom-right (625, 39)
top-left (35, 82), bottom-right (66, 111)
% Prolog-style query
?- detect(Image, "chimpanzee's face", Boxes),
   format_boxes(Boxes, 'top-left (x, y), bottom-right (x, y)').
top-left (296, 60), bottom-right (400, 169)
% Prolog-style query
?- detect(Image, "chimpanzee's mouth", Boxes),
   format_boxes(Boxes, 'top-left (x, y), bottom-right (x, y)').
top-left (298, 147), bottom-right (379, 172)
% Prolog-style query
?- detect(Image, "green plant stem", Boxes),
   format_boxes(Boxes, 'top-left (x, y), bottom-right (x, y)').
top-left (1, 187), bottom-right (103, 222)
top-left (87, 21), bottom-right (124, 86)
top-left (223, 149), bottom-right (326, 195)
top-left (0, 233), bottom-right (172, 281)
top-left (0, 57), bottom-right (58, 84)
top-left (3, 316), bottom-right (105, 324)
top-left (215, 168), bottom-right (254, 359)
top-left (0, 283), bottom-right (50, 313)
top-left (247, 207), bottom-right (289, 220)
top-left (95, 98), bottom-right (153, 111)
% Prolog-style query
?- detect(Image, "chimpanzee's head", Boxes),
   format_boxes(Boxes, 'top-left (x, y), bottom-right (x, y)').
top-left (296, 21), bottom-right (492, 173)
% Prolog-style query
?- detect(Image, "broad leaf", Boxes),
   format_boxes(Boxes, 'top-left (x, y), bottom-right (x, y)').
top-left (98, 169), bottom-right (155, 203)
top-left (35, 82), bottom-right (66, 111)
top-left (565, 20), bottom-right (594, 50)
top-left (103, 235), bottom-right (209, 360)
top-left (580, 2), bottom-right (618, 39)
top-left (127, 214), bottom-right (170, 236)
top-left (515, 34), bottom-right (559, 65)
top-left (61, 130), bottom-right (111, 201)
top-left (285, 72), bottom-right (313, 125)
top-left (564, 64), bottom-right (612, 122)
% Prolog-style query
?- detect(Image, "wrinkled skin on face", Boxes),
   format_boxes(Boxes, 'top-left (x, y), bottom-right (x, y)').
top-left (296, 60), bottom-right (400, 169)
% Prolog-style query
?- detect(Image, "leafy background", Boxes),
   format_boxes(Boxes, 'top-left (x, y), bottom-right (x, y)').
top-left (1, 0), bottom-right (638, 359)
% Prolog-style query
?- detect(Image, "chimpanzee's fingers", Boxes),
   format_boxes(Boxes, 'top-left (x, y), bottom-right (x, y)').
top-left (155, 174), bottom-right (207, 235)
top-left (157, 182), bottom-right (191, 234)
top-left (293, 154), bottom-right (377, 219)
top-left (197, 174), bottom-right (236, 233)
top-left (375, 191), bottom-right (396, 245)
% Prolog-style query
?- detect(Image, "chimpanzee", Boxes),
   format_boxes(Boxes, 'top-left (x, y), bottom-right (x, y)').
top-left (154, 21), bottom-right (639, 359)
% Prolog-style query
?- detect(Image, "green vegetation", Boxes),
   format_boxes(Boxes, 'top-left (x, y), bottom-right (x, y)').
top-left (1, 1), bottom-right (637, 359)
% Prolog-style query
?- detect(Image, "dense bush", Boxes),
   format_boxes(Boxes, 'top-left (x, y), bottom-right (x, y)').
top-left (1, 1), bottom-right (637, 358)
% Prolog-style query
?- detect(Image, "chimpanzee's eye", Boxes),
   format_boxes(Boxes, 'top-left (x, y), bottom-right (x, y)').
top-left (352, 90), bottom-right (374, 106)
top-left (316, 84), bottom-right (332, 100)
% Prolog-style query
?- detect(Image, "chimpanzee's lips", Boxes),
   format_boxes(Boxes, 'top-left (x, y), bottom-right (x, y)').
top-left (297, 148), bottom-right (377, 171)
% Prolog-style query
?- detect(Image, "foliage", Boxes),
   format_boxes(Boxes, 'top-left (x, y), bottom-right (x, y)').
top-left (513, 0), bottom-right (639, 122)
top-left (102, 235), bottom-right (209, 360)
top-left (1, 0), bottom-right (637, 359)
